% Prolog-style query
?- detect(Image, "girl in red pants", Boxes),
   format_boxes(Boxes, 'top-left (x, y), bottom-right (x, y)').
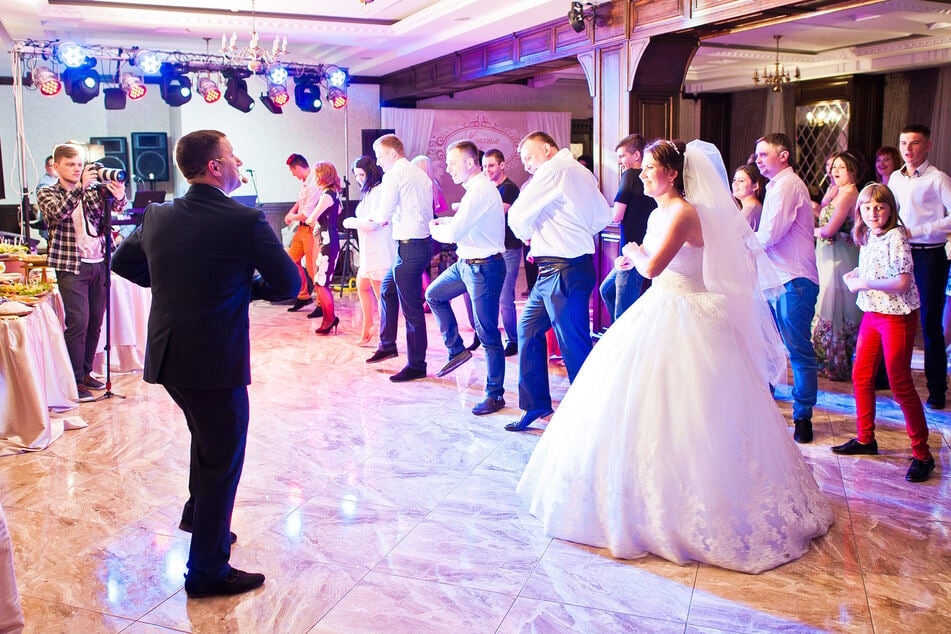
top-left (838, 183), bottom-right (935, 482)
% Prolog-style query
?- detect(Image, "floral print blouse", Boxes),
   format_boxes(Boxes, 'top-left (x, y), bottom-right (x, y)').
top-left (857, 227), bottom-right (920, 315)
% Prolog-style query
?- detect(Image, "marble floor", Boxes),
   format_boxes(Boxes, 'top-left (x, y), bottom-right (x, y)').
top-left (1, 291), bottom-right (950, 633)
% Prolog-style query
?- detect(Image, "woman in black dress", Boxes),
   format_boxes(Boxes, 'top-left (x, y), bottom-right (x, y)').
top-left (305, 162), bottom-right (341, 334)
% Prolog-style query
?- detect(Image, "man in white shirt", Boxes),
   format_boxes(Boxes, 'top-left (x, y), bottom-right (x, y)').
top-left (426, 140), bottom-right (508, 415)
top-left (754, 132), bottom-right (819, 444)
top-left (888, 123), bottom-right (951, 409)
top-left (505, 131), bottom-right (612, 431)
top-left (282, 153), bottom-right (321, 314)
top-left (366, 134), bottom-right (434, 382)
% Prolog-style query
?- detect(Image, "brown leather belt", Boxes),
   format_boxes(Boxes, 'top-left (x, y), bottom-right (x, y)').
top-left (462, 253), bottom-right (503, 266)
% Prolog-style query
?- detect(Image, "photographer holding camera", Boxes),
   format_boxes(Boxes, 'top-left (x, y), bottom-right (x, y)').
top-left (37, 143), bottom-right (127, 402)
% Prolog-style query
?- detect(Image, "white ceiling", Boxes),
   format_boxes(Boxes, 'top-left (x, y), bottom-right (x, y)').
top-left (2, 0), bottom-right (950, 91)
top-left (0, 0), bottom-right (570, 77)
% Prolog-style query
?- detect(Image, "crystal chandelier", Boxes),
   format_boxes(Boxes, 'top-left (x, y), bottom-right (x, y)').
top-left (221, 0), bottom-right (287, 74)
top-left (753, 35), bottom-right (800, 92)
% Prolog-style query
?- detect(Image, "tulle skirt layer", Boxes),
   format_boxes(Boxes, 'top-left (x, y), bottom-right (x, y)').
top-left (517, 283), bottom-right (834, 573)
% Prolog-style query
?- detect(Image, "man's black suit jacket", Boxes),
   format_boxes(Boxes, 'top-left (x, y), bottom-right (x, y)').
top-left (111, 183), bottom-right (299, 389)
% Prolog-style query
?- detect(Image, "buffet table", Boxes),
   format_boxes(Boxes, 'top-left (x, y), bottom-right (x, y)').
top-left (0, 298), bottom-right (79, 456)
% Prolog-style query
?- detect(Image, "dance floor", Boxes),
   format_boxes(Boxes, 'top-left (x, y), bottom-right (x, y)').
top-left (1, 292), bottom-right (949, 633)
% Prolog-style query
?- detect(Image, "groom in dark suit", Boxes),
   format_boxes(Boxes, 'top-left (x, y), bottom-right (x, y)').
top-left (112, 130), bottom-right (298, 598)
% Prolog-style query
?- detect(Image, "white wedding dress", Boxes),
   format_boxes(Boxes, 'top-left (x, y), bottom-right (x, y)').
top-left (517, 143), bottom-right (834, 574)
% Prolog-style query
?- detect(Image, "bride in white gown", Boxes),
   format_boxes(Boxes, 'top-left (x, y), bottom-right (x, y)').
top-left (517, 140), bottom-right (833, 574)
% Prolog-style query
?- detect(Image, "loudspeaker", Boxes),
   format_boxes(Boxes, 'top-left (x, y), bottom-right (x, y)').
top-left (131, 132), bottom-right (170, 182)
top-left (361, 128), bottom-right (395, 159)
top-left (89, 136), bottom-right (129, 173)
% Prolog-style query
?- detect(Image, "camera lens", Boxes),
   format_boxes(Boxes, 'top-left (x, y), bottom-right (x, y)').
top-left (95, 165), bottom-right (127, 183)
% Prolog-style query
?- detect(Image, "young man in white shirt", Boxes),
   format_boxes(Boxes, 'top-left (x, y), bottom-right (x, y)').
top-left (427, 140), bottom-right (508, 415)
top-left (366, 134), bottom-right (434, 382)
top-left (888, 123), bottom-right (951, 410)
top-left (754, 132), bottom-right (820, 444)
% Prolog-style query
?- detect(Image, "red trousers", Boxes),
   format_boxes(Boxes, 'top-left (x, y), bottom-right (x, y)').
top-left (851, 311), bottom-right (931, 460)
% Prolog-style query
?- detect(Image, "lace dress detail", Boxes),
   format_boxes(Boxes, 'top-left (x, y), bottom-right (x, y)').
top-left (517, 211), bottom-right (833, 574)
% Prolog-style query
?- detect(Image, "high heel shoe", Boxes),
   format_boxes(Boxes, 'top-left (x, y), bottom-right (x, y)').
top-left (315, 316), bottom-right (339, 335)
top-left (356, 332), bottom-right (373, 345)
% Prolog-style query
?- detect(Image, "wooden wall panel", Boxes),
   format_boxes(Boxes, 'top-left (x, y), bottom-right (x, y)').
top-left (485, 39), bottom-right (515, 72)
top-left (554, 22), bottom-right (590, 50)
top-left (634, 0), bottom-right (685, 26)
top-left (518, 28), bottom-right (555, 63)
top-left (458, 50), bottom-right (484, 76)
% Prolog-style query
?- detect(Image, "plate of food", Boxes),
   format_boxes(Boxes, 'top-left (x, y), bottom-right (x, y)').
top-left (0, 244), bottom-right (29, 257)
top-left (0, 281), bottom-right (54, 299)
top-left (18, 254), bottom-right (48, 265)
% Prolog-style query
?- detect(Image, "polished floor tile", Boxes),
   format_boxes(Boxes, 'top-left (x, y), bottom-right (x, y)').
top-left (0, 293), bottom-right (948, 632)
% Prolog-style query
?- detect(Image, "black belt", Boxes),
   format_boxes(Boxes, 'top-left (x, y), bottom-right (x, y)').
top-left (300, 222), bottom-right (310, 228)
top-left (462, 253), bottom-right (503, 266)
top-left (910, 243), bottom-right (945, 250)
top-left (398, 237), bottom-right (429, 244)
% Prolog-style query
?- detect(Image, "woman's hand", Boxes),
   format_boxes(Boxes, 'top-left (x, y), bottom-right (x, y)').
top-left (614, 255), bottom-right (634, 271)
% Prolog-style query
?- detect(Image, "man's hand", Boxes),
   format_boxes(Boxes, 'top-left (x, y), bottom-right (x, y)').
top-left (104, 180), bottom-right (125, 199)
top-left (81, 164), bottom-right (98, 190)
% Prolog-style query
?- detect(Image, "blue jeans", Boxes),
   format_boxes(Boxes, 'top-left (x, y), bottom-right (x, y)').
top-left (517, 255), bottom-right (595, 411)
top-left (598, 267), bottom-right (645, 323)
top-left (426, 256), bottom-right (506, 398)
top-left (770, 277), bottom-right (819, 420)
top-left (379, 238), bottom-right (431, 370)
top-left (500, 248), bottom-right (522, 344)
top-left (911, 248), bottom-right (949, 399)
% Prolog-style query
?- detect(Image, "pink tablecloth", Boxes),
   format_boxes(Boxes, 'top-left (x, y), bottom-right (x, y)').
top-left (0, 299), bottom-right (78, 456)
top-left (94, 275), bottom-right (151, 374)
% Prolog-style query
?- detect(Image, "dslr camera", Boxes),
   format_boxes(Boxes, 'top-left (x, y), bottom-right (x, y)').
top-left (92, 162), bottom-right (127, 184)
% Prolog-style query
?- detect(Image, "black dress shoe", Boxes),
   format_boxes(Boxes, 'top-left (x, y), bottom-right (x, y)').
top-left (906, 456), bottom-right (936, 482)
top-left (505, 408), bottom-right (553, 432)
top-left (467, 335), bottom-right (481, 351)
top-left (185, 567), bottom-right (265, 598)
top-left (83, 374), bottom-right (106, 390)
top-left (435, 349), bottom-right (472, 377)
top-left (926, 394), bottom-right (945, 410)
top-left (472, 396), bottom-right (505, 416)
top-left (287, 298), bottom-right (312, 312)
top-left (179, 520), bottom-right (237, 545)
top-left (831, 438), bottom-right (878, 455)
top-left (390, 366), bottom-right (426, 382)
top-left (504, 341), bottom-right (518, 357)
top-left (793, 418), bottom-right (813, 444)
top-left (366, 348), bottom-right (398, 364)
top-left (306, 305), bottom-right (324, 319)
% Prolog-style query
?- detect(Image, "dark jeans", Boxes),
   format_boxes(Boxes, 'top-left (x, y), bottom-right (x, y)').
top-left (517, 254), bottom-right (596, 411)
top-left (379, 237), bottom-right (431, 370)
top-left (165, 384), bottom-right (249, 587)
top-left (912, 247), bottom-right (949, 399)
top-left (426, 256), bottom-right (506, 398)
top-left (523, 244), bottom-right (538, 292)
top-left (56, 261), bottom-right (107, 383)
top-left (500, 248), bottom-right (522, 344)
top-left (599, 266), bottom-right (646, 323)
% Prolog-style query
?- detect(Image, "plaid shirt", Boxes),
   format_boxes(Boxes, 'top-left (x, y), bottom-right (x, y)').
top-left (37, 182), bottom-right (127, 274)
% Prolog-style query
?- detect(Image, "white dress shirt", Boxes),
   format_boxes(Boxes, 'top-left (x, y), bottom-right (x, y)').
top-left (508, 148), bottom-right (611, 258)
top-left (430, 172), bottom-right (505, 259)
top-left (888, 160), bottom-right (951, 243)
top-left (298, 171), bottom-right (321, 223)
top-left (755, 166), bottom-right (819, 285)
top-left (369, 157), bottom-right (433, 240)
